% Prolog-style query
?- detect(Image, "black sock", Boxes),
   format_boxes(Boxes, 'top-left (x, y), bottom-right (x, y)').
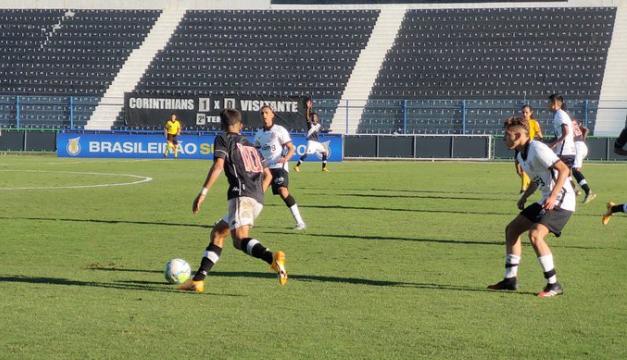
top-left (193, 243), bottom-right (222, 281)
top-left (572, 169), bottom-right (591, 195)
top-left (297, 154), bottom-right (307, 166)
top-left (240, 238), bottom-right (273, 264)
top-left (611, 204), bottom-right (625, 213)
top-left (283, 194), bottom-right (296, 208)
top-left (322, 154), bottom-right (328, 169)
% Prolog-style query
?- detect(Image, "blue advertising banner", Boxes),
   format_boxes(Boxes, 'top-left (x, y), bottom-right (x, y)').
top-left (57, 132), bottom-right (343, 161)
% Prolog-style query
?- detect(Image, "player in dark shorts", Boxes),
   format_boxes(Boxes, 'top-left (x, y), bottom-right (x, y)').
top-left (178, 109), bottom-right (287, 293)
top-left (254, 105), bottom-right (306, 230)
top-left (602, 125), bottom-right (627, 225)
top-left (488, 117), bottom-right (576, 298)
top-left (295, 97), bottom-right (329, 172)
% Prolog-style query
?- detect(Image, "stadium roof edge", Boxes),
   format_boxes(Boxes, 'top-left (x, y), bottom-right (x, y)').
top-left (0, 0), bottom-right (620, 10)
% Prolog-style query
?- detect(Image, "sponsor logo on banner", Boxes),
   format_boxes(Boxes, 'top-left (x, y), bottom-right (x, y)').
top-left (58, 132), bottom-right (343, 161)
top-left (67, 137), bottom-right (81, 156)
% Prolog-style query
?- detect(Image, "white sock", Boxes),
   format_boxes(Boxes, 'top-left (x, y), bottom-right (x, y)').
top-left (537, 254), bottom-right (557, 284)
top-left (623, 204), bottom-right (627, 212)
top-left (289, 204), bottom-right (304, 225)
top-left (504, 254), bottom-right (521, 279)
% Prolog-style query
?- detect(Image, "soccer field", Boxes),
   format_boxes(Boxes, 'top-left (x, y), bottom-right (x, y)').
top-left (0, 154), bottom-right (625, 359)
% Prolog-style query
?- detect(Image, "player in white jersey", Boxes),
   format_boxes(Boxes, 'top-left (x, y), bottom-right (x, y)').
top-left (254, 105), bottom-right (306, 230)
top-left (488, 116), bottom-right (575, 298)
top-left (295, 97), bottom-right (329, 172)
top-left (547, 94), bottom-right (595, 204)
top-left (571, 118), bottom-right (596, 201)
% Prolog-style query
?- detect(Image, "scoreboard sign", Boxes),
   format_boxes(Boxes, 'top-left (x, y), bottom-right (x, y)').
top-left (124, 93), bottom-right (307, 130)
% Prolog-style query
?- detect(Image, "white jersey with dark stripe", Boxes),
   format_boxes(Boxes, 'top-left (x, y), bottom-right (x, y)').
top-left (552, 109), bottom-right (577, 156)
top-left (306, 118), bottom-right (321, 142)
top-left (516, 140), bottom-right (576, 212)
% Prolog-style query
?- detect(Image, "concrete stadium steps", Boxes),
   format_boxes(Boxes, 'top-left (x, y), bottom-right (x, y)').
top-left (85, 6), bottom-right (186, 130)
top-left (330, 7), bottom-right (406, 134)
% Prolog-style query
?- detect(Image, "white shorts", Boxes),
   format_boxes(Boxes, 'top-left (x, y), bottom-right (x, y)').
top-left (574, 141), bottom-right (588, 169)
top-left (221, 197), bottom-right (263, 230)
top-left (305, 140), bottom-right (327, 156)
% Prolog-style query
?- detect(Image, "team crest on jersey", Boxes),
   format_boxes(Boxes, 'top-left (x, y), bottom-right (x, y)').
top-left (66, 137), bottom-right (81, 156)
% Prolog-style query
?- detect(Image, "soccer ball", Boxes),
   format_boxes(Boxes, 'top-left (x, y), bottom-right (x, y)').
top-left (164, 258), bottom-right (191, 284)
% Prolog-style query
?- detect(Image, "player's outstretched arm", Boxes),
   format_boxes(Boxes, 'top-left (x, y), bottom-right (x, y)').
top-left (544, 160), bottom-right (569, 210)
top-left (193, 158), bottom-right (225, 214)
top-left (277, 141), bottom-right (295, 163)
top-left (549, 124), bottom-right (569, 148)
top-left (518, 181), bottom-right (538, 210)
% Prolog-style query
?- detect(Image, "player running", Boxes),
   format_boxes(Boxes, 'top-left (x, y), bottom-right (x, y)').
top-left (546, 94), bottom-right (595, 204)
top-left (178, 109), bottom-right (287, 292)
top-left (164, 113), bottom-right (182, 158)
top-left (488, 116), bottom-right (575, 298)
top-left (514, 105), bottom-right (543, 193)
top-left (255, 105), bottom-right (306, 230)
top-left (571, 118), bottom-right (596, 200)
top-left (602, 125), bottom-right (627, 225)
top-left (295, 97), bottom-right (329, 172)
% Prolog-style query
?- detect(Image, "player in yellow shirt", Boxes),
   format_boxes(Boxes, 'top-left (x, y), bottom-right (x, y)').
top-left (164, 113), bottom-right (182, 158)
top-left (514, 105), bottom-right (543, 193)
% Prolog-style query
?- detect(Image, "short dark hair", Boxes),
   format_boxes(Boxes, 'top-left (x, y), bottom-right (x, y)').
top-left (549, 94), bottom-right (564, 103)
top-left (504, 116), bottom-right (529, 133)
top-left (220, 109), bottom-right (241, 130)
top-left (521, 104), bottom-right (533, 113)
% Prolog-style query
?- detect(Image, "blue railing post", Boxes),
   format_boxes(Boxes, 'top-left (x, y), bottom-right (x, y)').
top-left (345, 99), bottom-right (349, 135)
top-left (583, 99), bottom-right (589, 128)
top-left (461, 100), bottom-right (467, 135)
top-left (402, 99), bottom-right (408, 134)
top-left (69, 96), bottom-right (75, 129)
top-left (16, 95), bottom-right (21, 128)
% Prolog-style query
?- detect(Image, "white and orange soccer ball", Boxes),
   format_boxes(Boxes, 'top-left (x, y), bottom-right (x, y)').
top-left (164, 258), bottom-right (191, 284)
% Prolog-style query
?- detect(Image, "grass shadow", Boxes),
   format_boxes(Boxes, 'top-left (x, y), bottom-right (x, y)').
top-left (0, 216), bottom-right (211, 229)
top-left (265, 203), bottom-right (512, 216)
top-left (87, 267), bottom-right (536, 296)
top-left (0, 275), bottom-right (241, 297)
top-left (210, 271), bottom-right (537, 296)
top-left (336, 193), bottom-right (510, 202)
top-left (261, 230), bottom-right (620, 251)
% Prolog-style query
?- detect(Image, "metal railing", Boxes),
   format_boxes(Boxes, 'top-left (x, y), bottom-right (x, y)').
top-left (2, 95), bottom-right (626, 135)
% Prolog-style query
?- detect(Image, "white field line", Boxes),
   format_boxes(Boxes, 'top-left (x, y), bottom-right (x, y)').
top-left (0, 170), bottom-right (153, 190)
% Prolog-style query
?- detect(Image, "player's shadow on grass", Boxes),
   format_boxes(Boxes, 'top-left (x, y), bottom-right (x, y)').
top-left (86, 268), bottom-right (535, 296)
top-left (0, 275), bottom-right (241, 297)
top-left (265, 203), bottom-right (511, 216)
top-left (209, 271), bottom-right (537, 296)
top-left (0, 216), bottom-right (211, 229)
top-left (262, 230), bottom-right (616, 251)
top-left (334, 193), bottom-right (512, 202)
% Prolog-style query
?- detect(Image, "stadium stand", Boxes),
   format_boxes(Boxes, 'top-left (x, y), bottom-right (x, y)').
top-left (0, 9), bottom-right (160, 128)
top-left (359, 7), bottom-right (616, 134)
top-left (123, 9), bottom-right (378, 130)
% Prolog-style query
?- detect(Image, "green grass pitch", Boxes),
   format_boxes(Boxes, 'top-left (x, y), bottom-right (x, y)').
top-left (0, 154), bottom-right (626, 359)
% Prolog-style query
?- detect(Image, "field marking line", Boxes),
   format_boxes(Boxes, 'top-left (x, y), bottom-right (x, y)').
top-left (0, 169), bottom-right (153, 190)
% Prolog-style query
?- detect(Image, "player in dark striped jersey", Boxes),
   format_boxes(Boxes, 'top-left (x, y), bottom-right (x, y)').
top-left (178, 109), bottom-right (287, 292)
top-left (602, 125), bottom-right (627, 225)
top-left (294, 97), bottom-right (329, 172)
